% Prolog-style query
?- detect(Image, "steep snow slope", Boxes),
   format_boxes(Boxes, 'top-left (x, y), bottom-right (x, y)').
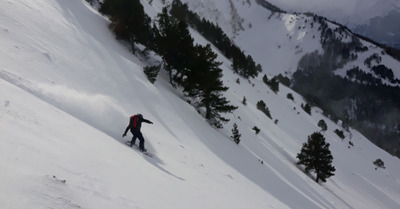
top-left (1, 0), bottom-right (400, 209)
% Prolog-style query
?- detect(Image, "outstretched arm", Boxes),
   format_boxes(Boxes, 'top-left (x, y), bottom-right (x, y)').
top-left (142, 118), bottom-right (153, 124)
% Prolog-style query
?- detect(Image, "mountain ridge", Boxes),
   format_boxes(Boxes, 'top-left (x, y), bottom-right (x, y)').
top-left (265, 0), bottom-right (400, 50)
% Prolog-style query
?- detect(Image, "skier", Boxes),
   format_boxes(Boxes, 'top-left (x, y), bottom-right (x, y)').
top-left (123, 114), bottom-right (153, 152)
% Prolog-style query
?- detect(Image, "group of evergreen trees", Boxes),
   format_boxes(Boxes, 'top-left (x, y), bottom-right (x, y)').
top-left (99, 0), bottom-right (236, 128)
top-left (262, 74), bottom-right (279, 93)
top-left (99, 0), bottom-right (155, 52)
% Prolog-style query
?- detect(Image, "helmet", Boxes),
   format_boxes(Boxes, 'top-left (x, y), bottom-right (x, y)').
top-left (137, 114), bottom-right (143, 118)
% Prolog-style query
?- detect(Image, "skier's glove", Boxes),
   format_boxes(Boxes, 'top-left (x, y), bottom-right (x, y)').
top-left (122, 133), bottom-right (126, 137)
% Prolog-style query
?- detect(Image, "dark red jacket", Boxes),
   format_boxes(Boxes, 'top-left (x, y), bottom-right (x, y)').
top-left (124, 115), bottom-right (152, 135)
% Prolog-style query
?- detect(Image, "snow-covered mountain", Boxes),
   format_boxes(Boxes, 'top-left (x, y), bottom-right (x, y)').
top-left (267, 0), bottom-right (400, 49)
top-left (267, 0), bottom-right (399, 25)
top-left (167, 0), bottom-right (387, 74)
top-left (1, 0), bottom-right (400, 209)
top-left (177, 0), bottom-right (400, 74)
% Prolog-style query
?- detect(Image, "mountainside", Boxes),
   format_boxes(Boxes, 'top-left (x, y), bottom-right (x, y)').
top-left (175, 0), bottom-right (400, 157)
top-left (266, 0), bottom-right (400, 49)
top-left (1, 0), bottom-right (400, 209)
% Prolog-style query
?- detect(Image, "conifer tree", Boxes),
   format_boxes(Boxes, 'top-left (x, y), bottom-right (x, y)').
top-left (256, 100), bottom-right (272, 119)
top-left (297, 132), bottom-right (336, 183)
top-left (231, 123), bottom-right (241, 144)
top-left (99, 0), bottom-right (152, 52)
top-left (263, 74), bottom-right (279, 93)
top-left (302, 103), bottom-right (312, 115)
top-left (373, 159), bottom-right (385, 169)
top-left (184, 44), bottom-right (237, 128)
top-left (157, 7), bottom-right (179, 84)
top-left (147, 23), bottom-right (161, 52)
top-left (143, 65), bottom-right (161, 84)
top-left (157, 7), bottom-right (194, 85)
top-left (252, 126), bottom-right (260, 134)
top-left (318, 119), bottom-right (328, 131)
top-left (173, 21), bottom-right (195, 84)
top-left (287, 93), bottom-right (294, 101)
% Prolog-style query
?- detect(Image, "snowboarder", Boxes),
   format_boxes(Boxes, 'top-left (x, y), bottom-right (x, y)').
top-left (123, 114), bottom-right (153, 152)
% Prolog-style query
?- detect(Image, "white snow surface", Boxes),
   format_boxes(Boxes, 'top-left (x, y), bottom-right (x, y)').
top-left (1, 0), bottom-right (400, 209)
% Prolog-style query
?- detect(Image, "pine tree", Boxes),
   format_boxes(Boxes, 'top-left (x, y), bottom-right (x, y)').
top-left (334, 129), bottom-right (345, 139)
top-left (252, 126), bottom-right (260, 134)
top-left (157, 7), bottom-right (178, 84)
top-left (184, 44), bottom-right (237, 128)
top-left (318, 119), bottom-right (328, 131)
top-left (302, 103), bottom-right (312, 115)
top-left (287, 93), bottom-right (294, 101)
top-left (373, 159), bottom-right (385, 169)
top-left (262, 74), bottom-right (279, 93)
top-left (297, 132), bottom-right (336, 183)
top-left (256, 100), bottom-right (272, 119)
top-left (143, 65), bottom-right (161, 84)
top-left (268, 78), bottom-right (280, 93)
top-left (173, 21), bottom-right (195, 84)
top-left (147, 23), bottom-right (161, 52)
top-left (231, 123), bottom-right (241, 144)
top-left (99, 0), bottom-right (152, 52)
top-left (157, 7), bottom-right (194, 85)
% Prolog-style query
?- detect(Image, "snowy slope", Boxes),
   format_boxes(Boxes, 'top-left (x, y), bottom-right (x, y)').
top-left (1, 0), bottom-right (400, 209)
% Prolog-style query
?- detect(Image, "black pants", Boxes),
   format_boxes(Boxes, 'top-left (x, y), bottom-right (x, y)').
top-left (130, 129), bottom-right (145, 150)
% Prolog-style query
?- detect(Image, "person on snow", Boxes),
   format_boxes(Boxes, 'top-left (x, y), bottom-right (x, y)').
top-left (123, 114), bottom-right (153, 152)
